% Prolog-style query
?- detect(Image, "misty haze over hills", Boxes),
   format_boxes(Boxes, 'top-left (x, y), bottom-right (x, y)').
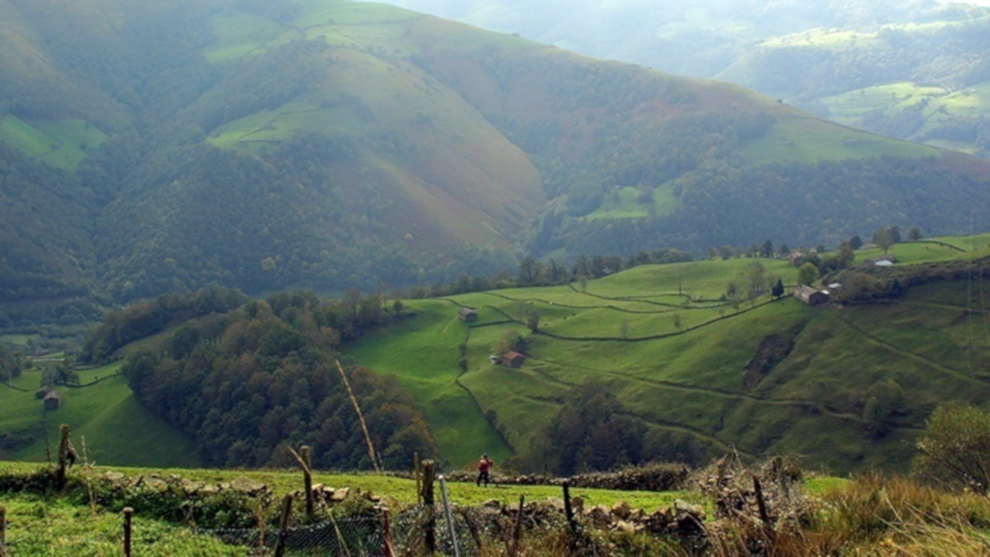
top-left (361, 0), bottom-right (990, 157)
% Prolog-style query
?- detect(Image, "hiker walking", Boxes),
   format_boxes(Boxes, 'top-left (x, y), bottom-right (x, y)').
top-left (476, 453), bottom-right (494, 487)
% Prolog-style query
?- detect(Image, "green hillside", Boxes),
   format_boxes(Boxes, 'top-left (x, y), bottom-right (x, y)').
top-left (380, 0), bottom-right (990, 157)
top-left (719, 16), bottom-right (990, 157)
top-left (1, 0), bottom-right (990, 331)
top-left (347, 235), bottom-right (990, 474)
top-left (0, 364), bottom-right (199, 467)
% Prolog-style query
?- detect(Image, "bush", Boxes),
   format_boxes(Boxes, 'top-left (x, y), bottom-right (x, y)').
top-left (913, 403), bottom-right (990, 494)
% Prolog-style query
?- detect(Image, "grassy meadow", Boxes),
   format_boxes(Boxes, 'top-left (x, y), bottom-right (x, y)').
top-left (821, 79), bottom-right (990, 155)
top-left (348, 235), bottom-right (990, 473)
top-left (0, 364), bottom-right (199, 468)
top-left (0, 115), bottom-right (106, 171)
top-left (3, 234), bottom-right (988, 475)
top-left (739, 115), bottom-right (938, 166)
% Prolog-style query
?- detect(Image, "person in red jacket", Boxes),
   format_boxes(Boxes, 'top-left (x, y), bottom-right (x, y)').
top-left (476, 453), bottom-right (494, 487)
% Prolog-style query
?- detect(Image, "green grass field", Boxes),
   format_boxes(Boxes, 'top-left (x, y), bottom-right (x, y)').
top-left (5, 235), bottom-right (987, 476)
top-left (0, 115), bottom-right (106, 170)
top-left (821, 79), bottom-right (990, 155)
top-left (0, 364), bottom-right (199, 468)
top-left (583, 184), bottom-right (679, 220)
top-left (345, 300), bottom-right (514, 467)
top-left (347, 235), bottom-right (990, 473)
top-left (739, 115), bottom-right (938, 166)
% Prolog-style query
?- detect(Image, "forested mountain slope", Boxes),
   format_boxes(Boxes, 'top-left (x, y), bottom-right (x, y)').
top-left (375, 0), bottom-right (990, 157)
top-left (1, 0), bottom-right (989, 329)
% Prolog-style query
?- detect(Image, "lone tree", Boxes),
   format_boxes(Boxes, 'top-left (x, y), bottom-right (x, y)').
top-left (913, 403), bottom-right (990, 495)
top-left (771, 277), bottom-right (785, 299)
top-left (797, 262), bottom-right (819, 286)
top-left (744, 261), bottom-right (769, 304)
top-left (873, 228), bottom-right (895, 254)
top-left (525, 310), bottom-right (541, 333)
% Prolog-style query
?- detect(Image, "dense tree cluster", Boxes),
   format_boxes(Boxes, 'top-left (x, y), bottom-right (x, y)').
top-left (511, 380), bottom-right (707, 475)
top-left (829, 257), bottom-right (990, 303)
top-left (118, 289), bottom-right (435, 470)
top-left (539, 156), bottom-right (988, 259)
top-left (0, 344), bottom-right (25, 382)
top-left (404, 248), bottom-right (693, 300)
top-left (79, 286), bottom-right (248, 364)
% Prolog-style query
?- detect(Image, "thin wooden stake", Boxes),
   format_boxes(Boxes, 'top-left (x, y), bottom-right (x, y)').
top-left (422, 460), bottom-right (436, 554)
top-left (122, 507), bottom-right (133, 557)
top-left (287, 446), bottom-right (314, 520)
top-left (275, 494), bottom-right (293, 557)
top-left (509, 494), bottom-right (525, 557)
top-left (326, 508), bottom-right (352, 557)
top-left (56, 424), bottom-right (71, 489)
top-left (383, 507), bottom-right (395, 557)
top-left (563, 481), bottom-right (576, 534)
top-left (0, 506), bottom-right (7, 557)
top-left (335, 360), bottom-right (381, 473)
top-left (753, 475), bottom-right (771, 526)
top-left (301, 446), bottom-right (314, 518)
top-left (414, 451), bottom-right (421, 505)
top-left (458, 508), bottom-right (484, 551)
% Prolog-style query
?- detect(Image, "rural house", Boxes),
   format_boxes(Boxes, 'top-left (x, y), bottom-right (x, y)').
top-left (458, 307), bottom-right (478, 322)
top-left (503, 351), bottom-right (526, 368)
top-left (43, 390), bottom-right (62, 410)
top-left (794, 285), bottom-right (829, 306)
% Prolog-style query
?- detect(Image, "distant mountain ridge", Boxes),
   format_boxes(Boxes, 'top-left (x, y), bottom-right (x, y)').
top-left (374, 0), bottom-right (990, 157)
top-left (1, 0), bottom-right (989, 328)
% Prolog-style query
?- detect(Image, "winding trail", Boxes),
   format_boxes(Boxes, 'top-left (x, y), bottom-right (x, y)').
top-left (831, 312), bottom-right (990, 386)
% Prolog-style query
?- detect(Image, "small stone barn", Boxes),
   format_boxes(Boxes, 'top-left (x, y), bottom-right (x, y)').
top-left (458, 307), bottom-right (478, 322)
top-left (503, 351), bottom-right (526, 368)
top-left (794, 285), bottom-right (829, 306)
top-left (43, 390), bottom-right (62, 410)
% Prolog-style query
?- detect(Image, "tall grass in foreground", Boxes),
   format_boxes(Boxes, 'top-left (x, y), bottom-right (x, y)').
top-left (706, 473), bottom-right (990, 555)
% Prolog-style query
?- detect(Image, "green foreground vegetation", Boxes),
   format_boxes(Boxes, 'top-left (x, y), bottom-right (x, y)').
top-left (3, 457), bottom-right (990, 555)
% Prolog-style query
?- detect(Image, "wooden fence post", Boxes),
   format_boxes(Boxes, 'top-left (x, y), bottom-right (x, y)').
top-left (122, 507), bottom-right (133, 557)
top-left (275, 494), bottom-right (293, 557)
top-left (508, 495), bottom-right (525, 557)
top-left (0, 505), bottom-right (7, 557)
top-left (382, 506), bottom-right (394, 557)
top-left (301, 446), bottom-right (314, 519)
top-left (56, 424), bottom-right (71, 489)
top-left (414, 451), bottom-right (421, 505)
top-left (287, 446), bottom-right (314, 520)
top-left (563, 481), bottom-right (576, 534)
top-left (421, 460), bottom-right (436, 554)
top-left (753, 475), bottom-right (771, 527)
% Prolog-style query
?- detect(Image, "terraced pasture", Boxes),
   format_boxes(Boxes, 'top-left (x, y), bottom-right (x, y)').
top-left (347, 236), bottom-right (990, 473)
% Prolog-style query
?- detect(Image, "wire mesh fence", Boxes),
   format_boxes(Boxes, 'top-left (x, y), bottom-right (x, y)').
top-left (195, 514), bottom-right (388, 556)
top-left (183, 504), bottom-right (490, 556)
